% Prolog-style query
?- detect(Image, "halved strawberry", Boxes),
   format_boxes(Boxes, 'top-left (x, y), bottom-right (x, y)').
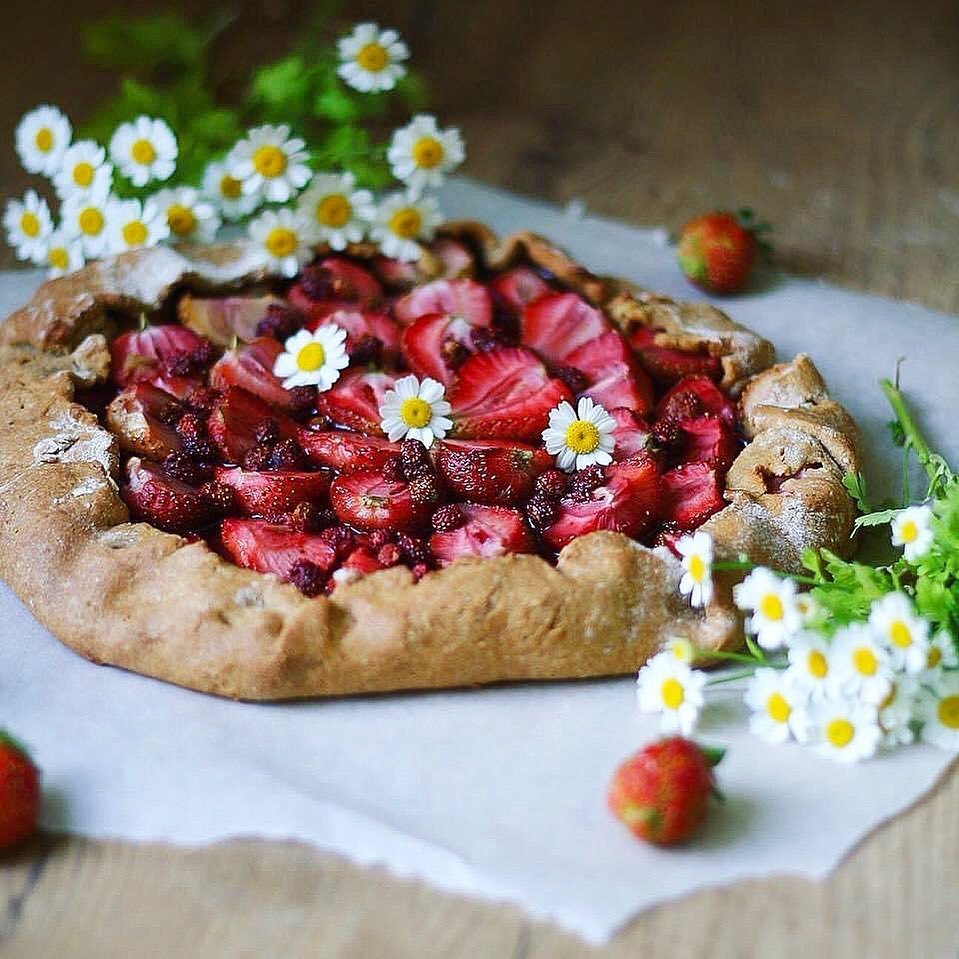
top-left (659, 462), bottom-right (726, 530)
top-left (297, 428), bottom-right (401, 474)
top-left (220, 518), bottom-right (338, 577)
top-left (288, 256), bottom-right (383, 313)
top-left (317, 369), bottom-right (401, 434)
top-left (434, 439), bottom-right (552, 506)
top-left (214, 466), bottom-right (331, 517)
top-left (330, 470), bottom-right (430, 532)
top-left (110, 324), bottom-right (213, 398)
top-left (542, 454), bottom-right (661, 551)
top-left (564, 331), bottom-right (655, 415)
top-left (629, 327), bottom-right (723, 386)
top-left (401, 312), bottom-right (478, 386)
top-left (429, 504), bottom-right (536, 567)
top-left (106, 383), bottom-right (184, 460)
top-left (306, 309), bottom-right (401, 360)
top-left (449, 347), bottom-right (571, 443)
top-left (122, 457), bottom-right (212, 533)
top-left (430, 236), bottom-right (475, 278)
top-left (489, 266), bottom-right (550, 314)
top-left (177, 294), bottom-right (280, 346)
top-left (209, 337), bottom-right (297, 411)
top-left (207, 387), bottom-right (299, 463)
top-left (394, 279), bottom-right (492, 327)
top-left (608, 407), bottom-right (651, 461)
top-left (656, 374), bottom-right (738, 426)
top-left (521, 292), bottom-right (609, 367)
top-left (675, 416), bottom-right (739, 469)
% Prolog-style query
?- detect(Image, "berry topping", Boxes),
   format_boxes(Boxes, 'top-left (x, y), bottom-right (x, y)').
top-left (206, 387), bottom-right (298, 464)
top-left (629, 327), bottom-right (723, 387)
top-left (289, 501), bottom-right (333, 533)
top-left (377, 542), bottom-right (404, 567)
top-left (399, 437), bottom-right (431, 478)
top-left (395, 533), bottom-right (432, 565)
top-left (122, 457), bottom-right (213, 533)
top-left (394, 278), bottom-right (493, 327)
top-left (400, 312), bottom-right (479, 386)
top-left (330, 470), bottom-right (431, 532)
top-left (564, 330), bottom-right (655, 415)
top-left (255, 302), bottom-right (306, 341)
top-left (533, 468), bottom-right (568, 500)
top-left (524, 493), bottom-right (558, 531)
top-left (162, 450), bottom-right (207, 486)
top-left (105, 383), bottom-right (185, 461)
top-left (288, 558), bottom-right (327, 597)
top-left (660, 462), bottom-right (726, 530)
top-left (608, 407), bottom-right (651, 461)
top-left (431, 503), bottom-right (464, 532)
top-left (565, 463), bottom-right (607, 501)
top-left (110, 323), bottom-right (213, 398)
top-left (655, 374), bottom-right (738, 426)
top-left (197, 479), bottom-right (236, 514)
top-left (291, 256), bottom-right (382, 307)
top-left (489, 266), bottom-right (550, 313)
top-left (297, 428), bottom-right (401, 475)
top-left (266, 437), bottom-right (308, 471)
top-left (433, 439), bottom-right (552, 506)
top-left (307, 309), bottom-right (401, 361)
top-left (317, 368), bottom-right (403, 434)
top-left (408, 472), bottom-right (442, 505)
top-left (209, 336), bottom-right (303, 412)
top-left (429, 504), bottom-right (536, 567)
top-left (185, 386), bottom-right (223, 415)
top-left (521, 292), bottom-right (609, 367)
top-left (554, 365), bottom-right (589, 394)
top-left (213, 466), bottom-right (331, 516)
top-left (220, 519), bottom-right (338, 580)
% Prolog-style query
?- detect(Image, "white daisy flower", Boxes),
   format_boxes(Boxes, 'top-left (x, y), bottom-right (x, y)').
top-left (675, 531), bottom-right (714, 608)
top-left (60, 188), bottom-right (114, 258)
top-left (868, 592), bottom-right (930, 674)
top-left (387, 114), bottom-right (465, 195)
top-left (150, 187), bottom-right (221, 245)
top-left (917, 671), bottom-right (959, 750)
top-left (16, 105), bottom-right (71, 176)
top-left (41, 229), bottom-right (85, 278)
top-left (786, 631), bottom-right (834, 700)
top-left (201, 158), bottom-right (261, 221)
top-left (542, 397), bottom-right (617, 472)
top-left (337, 22), bottom-right (409, 93)
top-left (297, 172), bottom-right (375, 250)
top-left (663, 636), bottom-right (696, 664)
top-left (879, 674), bottom-right (918, 748)
top-left (924, 629), bottom-right (958, 674)
top-left (273, 326), bottom-right (349, 391)
top-left (369, 191), bottom-right (442, 262)
top-left (795, 592), bottom-right (823, 626)
top-left (890, 504), bottom-right (934, 562)
top-left (827, 623), bottom-right (893, 705)
top-left (809, 695), bottom-right (882, 763)
top-left (228, 125), bottom-right (311, 204)
top-left (378, 375), bottom-right (453, 448)
top-left (106, 198), bottom-right (170, 254)
top-left (733, 567), bottom-right (802, 649)
top-left (636, 651), bottom-right (706, 737)
top-left (53, 140), bottom-right (112, 201)
top-left (109, 116), bottom-right (177, 188)
top-left (744, 667), bottom-right (810, 744)
top-left (3, 191), bottom-right (53, 262)
top-left (247, 208), bottom-right (312, 278)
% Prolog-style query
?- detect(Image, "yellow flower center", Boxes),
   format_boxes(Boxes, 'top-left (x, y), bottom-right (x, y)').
top-left (937, 695), bottom-right (959, 730)
top-left (19, 212), bottom-right (40, 238)
top-left (889, 620), bottom-right (912, 648)
top-left (826, 718), bottom-right (855, 748)
top-left (565, 420), bottom-right (601, 455)
top-left (166, 204), bottom-right (197, 237)
top-left (316, 194), bottom-right (351, 228)
top-left (122, 221), bottom-right (148, 247)
top-left (78, 207), bottom-right (104, 236)
top-left (412, 136), bottom-right (445, 169)
top-left (388, 207), bottom-right (422, 239)
top-left (296, 342), bottom-right (326, 372)
top-left (34, 127), bottom-right (53, 151)
top-left (252, 145), bottom-right (287, 178)
top-left (898, 519), bottom-right (918, 543)
top-left (400, 397), bottom-right (432, 428)
top-left (766, 692), bottom-right (791, 723)
top-left (131, 139), bottom-right (156, 165)
top-left (669, 639), bottom-right (693, 662)
top-left (48, 247), bottom-right (69, 270)
top-left (928, 646), bottom-right (942, 669)
top-left (356, 42), bottom-right (388, 71)
top-left (807, 650), bottom-right (828, 679)
top-left (220, 174), bottom-right (243, 200)
top-left (687, 554), bottom-right (706, 583)
top-left (72, 162), bottom-right (95, 187)
top-left (264, 227), bottom-right (297, 258)
top-left (853, 647), bottom-right (877, 676)
top-left (759, 593), bottom-right (784, 621)
top-left (661, 677), bottom-right (685, 710)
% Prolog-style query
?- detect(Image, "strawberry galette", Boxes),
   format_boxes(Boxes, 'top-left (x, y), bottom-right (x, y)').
top-left (0, 223), bottom-right (860, 698)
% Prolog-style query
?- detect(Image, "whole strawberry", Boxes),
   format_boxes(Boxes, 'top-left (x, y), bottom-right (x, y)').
top-left (0, 732), bottom-right (40, 851)
top-left (607, 737), bottom-right (722, 845)
top-left (677, 209), bottom-right (769, 295)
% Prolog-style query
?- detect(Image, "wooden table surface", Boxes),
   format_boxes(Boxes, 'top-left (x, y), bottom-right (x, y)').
top-left (2, 1), bottom-right (958, 956)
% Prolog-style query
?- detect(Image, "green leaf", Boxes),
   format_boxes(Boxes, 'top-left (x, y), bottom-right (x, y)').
top-left (842, 471), bottom-right (872, 514)
top-left (83, 13), bottom-right (206, 75)
top-left (250, 56), bottom-right (312, 110)
top-left (314, 87), bottom-right (360, 123)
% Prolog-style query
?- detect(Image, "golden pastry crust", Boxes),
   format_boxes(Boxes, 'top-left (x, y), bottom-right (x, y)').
top-left (0, 226), bottom-right (860, 699)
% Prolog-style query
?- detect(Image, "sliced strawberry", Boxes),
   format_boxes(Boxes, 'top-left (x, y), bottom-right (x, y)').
top-left (220, 518), bottom-right (338, 578)
top-left (306, 309), bottom-right (401, 360)
top-left (521, 292), bottom-right (609, 367)
top-left (330, 469), bottom-right (430, 532)
top-left (608, 407), bottom-right (651, 461)
top-left (209, 337), bottom-right (298, 411)
top-left (370, 255), bottom-right (420, 290)
top-left (629, 327), bottom-right (723, 386)
top-left (177, 294), bottom-right (279, 346)
top-left (106, 383), bottom-right (184, 460)
top-left (434, 439), bottom-right (552, 506)
top-left (430, 237), bottom-right (475, 278)
top-left (449, 346), bottom-right (571, 443)
top-left (675, 416), bottom-right (739, 469)
top-left (207, 387), bottom-right (299, 464)
top-left (214, 466), bottom-right (331, 517)
top-left (660, 462), bottom-right (726, 530)
top-left (340, 544), bottom-right (386, 575)
top-left (400, 312), bottom-right (479, 386)
top-left (394, 279), bottom-right (493, 327)
top-left (564, 331), bottom-right (655, 415)
top-left (317, 369), bottom-right (401, 434)
top-left (288, 256), bottom-right (383, 312)
top-left (430, 504), bottom-right (536, 567)
top-left (656, 374), bottom-right (738, 425)
top-left (490, 266), bottom-right (550, 314)
top-left (542, 454), bottom-right (661, 551)
top-left (110, 324), bottom-right (213, 398)
top-left (122, 457), bottom-right (212, 533)
top-left (297, 428), bottom-right (401, 474)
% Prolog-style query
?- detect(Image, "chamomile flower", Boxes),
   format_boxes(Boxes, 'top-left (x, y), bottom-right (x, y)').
top-left (109, 116), bottom-right (177, 188)
top-left (150, 187), bottom-right (221, 245)
top-left (744, 667), bottom-right (810, 744)
top-left (924, 629), bottom-right (959, 673)
top-left (869, 592), bottom-right (930, 674)
top-left (636, 652), bottom-right (706, 736)
top-left (809, 696), bottom-right (882, 763)
top-left (53, 140), bottom-right (112, 201)
top-left (41, 229), bottom-right (84, 278)
top-left (3, 191), bottom-right (53, 262)
top-left (297, 172), bottom-right (375, 250)
top-left (228, 125), bottom-right (311, 204)
top-left (827, 623), bottom-right (892, 705)
top-left (890, 504), bottom-right (934, 562)
top-left (795, 592), bottom-right (823, 627)
top-left (247, 208), bottom-right (312, 278)
top-left (387, 115), bottom-right (465, 195)
top-left (786, 631), bottom-right (834, 700)
top-left (60, 188), bottom-right (113, 258)
top-left (664, 636), bottom-right (696, 664)
top-left (733, 567), bottom-right (802, 649)
top-left (378, 375), bottom-right (453, 448)
top-left (878, 674), bottom-right (918, 747)
top-left (675, 531), bottom-right (714, 608)
top-left (337, 22), bottom-right (409, 93)
top-left (542, 397), bottom-right (617, 472)
top-left (202, 158), bottom-right (261, 221)
top-left (106, 198), bottom-right (169, 254)
top-left (369, 191), bottom-right (442, 262)
top-left (917, 672), bottom-right (959, 750)
top-left (16, 105), bottom-right (71, 176)
top-left (273, 326), bottom-right (349, 391)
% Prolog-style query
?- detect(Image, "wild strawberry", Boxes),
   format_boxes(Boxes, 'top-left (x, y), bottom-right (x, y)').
top-left (524, 493), bottom-right (558, 531)
top-left (178, 294), bottom-right (281, 345)
top-left (288, 558), bottom-right (326, 597)
top-left (162, 450), bottom-right (207, 486)
top-left (566, 464), bottom-right (607, 501)
top-left (433, 439), bottom-right (552, 506)
top-left (255, 302), bottom-right (306, 340)
top-left (185, 386), bottom-right (222, 415)
top-left (349, 333), bottom-right (384, 367)
top-left (300, 257), bottom-right (383, 305)
top-left (409, 473), bottom-right (441, 505)
top-left (254, 419), bottom-right (280, 446)
top-left (660, 462), bottom-right (726, 530)
top-left (242, 445), bottom-right (273, 472)
top-left (411, 562), bottom-right (430, 581)
top-left (534, 469), bottom-right (567, 500)
top-left (399, 437), bottom-right (431, 479)
top-left (330, 470), bottom-right (431, 532)
top-left (377, 542), bottom-right (404, 567)
top-left (318, 524), bottom-right (356, 559)
top-left (289, 502), bottom-right (333, 533)
top-left (366, 529), bottom-right (394, 551)
top-left (198, 480), bottom-right (236, 515)
top-left (489, 266), bottom-right (550, 314)
top-left (430, 504), bottom-right (536, 567)
top-left (176, 411), bottom-right (216, 462)
top-left (213, 466), bottom-right (331, 516)
top-left (431, 504), bottom-right (464, 532)
top-left (469, 326), bottom-right (504, 353)
top-left (0, 732), bottom-right (40, 851)
top-left (220, 519), bottom-right (338, 579)
top-left (286, 386), bottom-right (319, 420)
top-left (629, 327), bottom-right (723, 387)
top-left (122, 458), bottom-right (213, 533)
top-left (105, 383), bottom-right (184, 461)
top-left (395, 533), bottom-right (432, 566)
top-left (554, 365), bottom-right (589, 394)
top-left (297, 429), bottom-right (401, 475)
top-left (394, 278), bottom-right (492, 327)
top-left (677, 210), bottom-right (768, 295)
top-left (521, 292), bottom-right (608, 367)
top-left (266, 438), bottom-right (307, 471)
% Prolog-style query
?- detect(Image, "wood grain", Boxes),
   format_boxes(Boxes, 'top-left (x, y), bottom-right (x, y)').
top-left (1, 0), bottom-right (958, 955)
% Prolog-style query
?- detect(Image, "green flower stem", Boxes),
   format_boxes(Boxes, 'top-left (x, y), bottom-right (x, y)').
top-left (712, 560), bottom-right (819, 586)
top-left (695, 648), bottom-right (763, 665)
top-left (705, 667), bottom-right (761, 686)
top-left (881, 378), bottom-right (937, 487)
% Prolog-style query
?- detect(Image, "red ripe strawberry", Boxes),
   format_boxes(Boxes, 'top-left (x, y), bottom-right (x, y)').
top-left (178, 294), bottom-right (281, 346)
top-left (489, 266), bottom-right (550, 313)
top-left (608, 737), bottom-right (720, 845)
top-left (656, 374), bottom-right (737, 426)
top-left (0, 731), bottom-right (40, 851)
top-left (542, 454), bottom-right (661, 551)
top-left (207, 387), bottom-right (299, 464)
top-left (429, 503), bottom-right (536, 567)
top-left (213, 466), bottom-right (331, 516)
top-left (306, 309), bottom-right (401, 361)
top-left (122, 457), bottom-right (213, 532)
top-left (209, 337), bottom-right (298, 412)
top-left (330, 470), bottom-right (431, 532)
top-left (629, 327), bottom-right (723, 387)
top-left (220, 518), bottom-right (338, 578)
top-left (675, 417), bottom-right (738, 469)
top-left (564, 331), bottom-right (655, 415)
top-left (339, 544), bottom-right (387, 576)
top-left (394, 278), bottom-right (492, 327)
top-left (434, 439), bottom-right (552, 506)
top-left (105, 383), bottom-right (184, 460)
top-left (677, 211), bottom-right (761, 295)
top-left (317, 369), bottom-right (401, 434)
top-left (521, 292), bottom-right (609, 367)
top-left (289, 256), bottom-right (383, 310)
top-left (297, 428), bottom-right (401, 474)
top-left (370, 254), bottom-right (420, 290)
top-left (660, 461), bottom-right (726, 530)
top-left (449, 346), bottom-right (571, 443)
top-left (430, 236), bottom-right (475, 278)
top-left (110, 324), bottom-right (213, 398)
top-left (401, 312), bottom-right (478, 386)
top-left (608, 407), bottom-right (651, 461)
